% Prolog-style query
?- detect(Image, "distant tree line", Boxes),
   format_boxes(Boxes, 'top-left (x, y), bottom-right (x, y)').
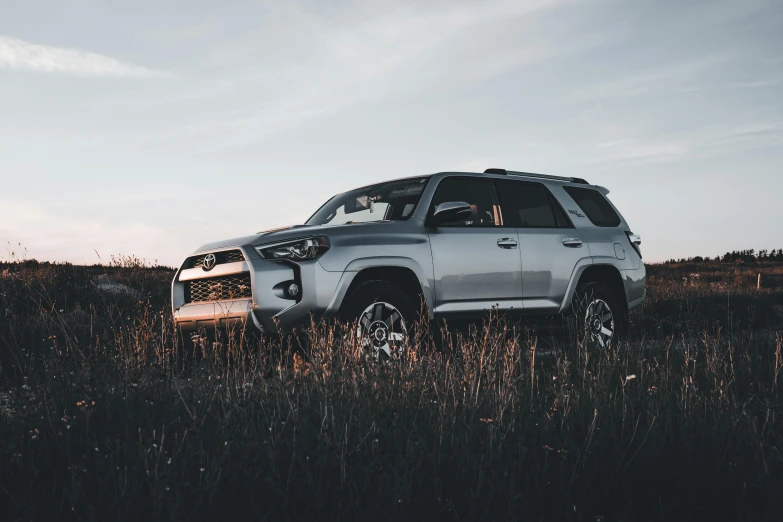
top-left (665, 249), bottom-right (783, 264)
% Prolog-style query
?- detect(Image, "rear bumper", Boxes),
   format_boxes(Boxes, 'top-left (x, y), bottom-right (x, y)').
top-left (622, 264), bottom-right (647, 311)
top-left (627, 288), bottom-right (646, 310)
top-left (172, 246), bottom-right (348, 335)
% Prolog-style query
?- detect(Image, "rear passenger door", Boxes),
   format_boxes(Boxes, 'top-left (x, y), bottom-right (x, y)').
top-left (497, 180), bottom-right (589, 313)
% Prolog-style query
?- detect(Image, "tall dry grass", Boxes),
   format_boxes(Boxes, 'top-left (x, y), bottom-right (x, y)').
top-left (1, 260), bottom-right (782, 521)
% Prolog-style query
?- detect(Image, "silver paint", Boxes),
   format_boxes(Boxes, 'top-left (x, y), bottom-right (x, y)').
top-left (172, 171), bottom-right (646, 334)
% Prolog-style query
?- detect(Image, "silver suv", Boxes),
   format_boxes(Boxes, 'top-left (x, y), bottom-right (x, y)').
top-left (172, 169), bottom-right (646, 355)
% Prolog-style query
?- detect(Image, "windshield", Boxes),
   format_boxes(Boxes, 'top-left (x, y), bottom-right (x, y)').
top-left (306, 177), bottom-right (430, 226)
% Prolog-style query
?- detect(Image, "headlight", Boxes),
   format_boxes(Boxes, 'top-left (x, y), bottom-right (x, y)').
top-left (255, 237), bottom-right (330, 261)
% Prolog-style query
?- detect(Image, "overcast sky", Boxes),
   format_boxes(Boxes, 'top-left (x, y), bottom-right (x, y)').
top-left (1, 0), bottom-right (781, 266)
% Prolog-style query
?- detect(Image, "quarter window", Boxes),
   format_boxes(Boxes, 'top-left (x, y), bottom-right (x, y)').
top-left (497, 181), bottom-right (573, 228)
top-left (563, 186), bottom-right (621, 227)
top-left (431, 178), bottom-right (500, 227)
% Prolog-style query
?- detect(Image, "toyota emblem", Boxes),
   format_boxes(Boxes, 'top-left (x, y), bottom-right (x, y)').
top-left (203, 253), bottom-right (217, 271)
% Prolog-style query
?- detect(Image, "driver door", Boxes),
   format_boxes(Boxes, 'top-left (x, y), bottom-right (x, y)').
top-left (427, 177), bottom-right (523, 317)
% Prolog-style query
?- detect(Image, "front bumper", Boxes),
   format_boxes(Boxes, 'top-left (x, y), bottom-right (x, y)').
top-left (173, 298), bottom-right (261, 332)
top-left (172, 246), bottom-right (347, 335)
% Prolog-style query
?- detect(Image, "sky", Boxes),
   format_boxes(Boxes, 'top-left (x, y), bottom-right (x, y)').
top-left (0, 0), bottom-right (781, 266)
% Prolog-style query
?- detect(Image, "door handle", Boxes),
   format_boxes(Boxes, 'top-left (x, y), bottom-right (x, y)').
top-left (497, 238), bottom-right (518, 249)
top-left (562, 238), bottom-right (583, 248)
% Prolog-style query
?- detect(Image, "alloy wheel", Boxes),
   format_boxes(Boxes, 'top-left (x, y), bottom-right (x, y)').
top-left (356, 302), bottom-right (408, 361)
top-left (584, 298), bottom-right (615, 349)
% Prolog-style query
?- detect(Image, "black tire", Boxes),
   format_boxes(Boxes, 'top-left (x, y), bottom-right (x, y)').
top-left (340, 280), bottom-right (420, 360)
top-left (571, 281), bottom-right (626, 350)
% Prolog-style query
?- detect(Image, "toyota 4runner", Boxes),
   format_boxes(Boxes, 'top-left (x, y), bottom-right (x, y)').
top-left (172, 168), bottom-right (646, 356)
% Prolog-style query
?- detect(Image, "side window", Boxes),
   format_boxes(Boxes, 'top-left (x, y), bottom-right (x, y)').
top-left (563, 186), bottom-right (621, 227)
top-left (497, 181), bottom-right (573, 228)
top-left (431, 178), bottom-right (500, 227)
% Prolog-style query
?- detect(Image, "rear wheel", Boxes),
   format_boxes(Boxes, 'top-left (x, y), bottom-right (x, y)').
top-left (341, 281), bottom-right (417, 361)
top-left (572, 282), bottom-right (625, 350)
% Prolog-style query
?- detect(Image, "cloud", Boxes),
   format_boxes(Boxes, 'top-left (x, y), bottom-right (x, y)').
top-left (578, 141), bottom-right (687, 167)
top-left (0, 35), bottom-right (167, 77)
top-left (134, 0), bottom-right (580, 153)
top-left (569, 55), bottom-right (731, 102)
top-left (574, 122), bottom-right (783, 169)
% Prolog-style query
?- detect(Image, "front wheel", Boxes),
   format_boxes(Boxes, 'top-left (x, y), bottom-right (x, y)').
top-left (340, 281), bottom-right (417, 361)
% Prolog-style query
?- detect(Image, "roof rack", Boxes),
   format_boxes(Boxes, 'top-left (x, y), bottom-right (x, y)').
top-left (484, 168), bottom-right (589, 185)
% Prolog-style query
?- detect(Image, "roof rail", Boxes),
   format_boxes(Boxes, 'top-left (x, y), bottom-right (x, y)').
top-left (483, 168), bottom-right (589, 185)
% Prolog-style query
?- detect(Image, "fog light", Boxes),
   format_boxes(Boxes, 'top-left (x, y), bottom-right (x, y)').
top-left (287, 283), bottom-right (300, 298)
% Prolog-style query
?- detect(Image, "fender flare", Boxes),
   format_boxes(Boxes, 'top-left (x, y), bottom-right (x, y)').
top-left (559, 258), bottom-right (593, 314)
top-left (324, 256), bottom-right (434, 319)
top-left (559, 258), bottom-right (624, 314)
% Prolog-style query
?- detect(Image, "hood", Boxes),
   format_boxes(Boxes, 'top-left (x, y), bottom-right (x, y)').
top-left (193, 221), bottom-right (399, 253)
top-left (194, 224), bottom-right (322, 253)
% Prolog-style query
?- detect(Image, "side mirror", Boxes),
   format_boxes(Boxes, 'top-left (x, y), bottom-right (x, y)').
top-left (431, 201), bottom-right (473, 226)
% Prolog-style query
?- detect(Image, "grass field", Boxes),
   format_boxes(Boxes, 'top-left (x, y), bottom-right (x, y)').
top-left (1, 259), bottom-right (782, 521)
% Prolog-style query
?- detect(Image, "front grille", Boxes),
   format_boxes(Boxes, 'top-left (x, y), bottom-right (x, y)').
top-left (190, 249), bottom-right (245, 269)
top-left (185, 273), bottom-right (252, 303)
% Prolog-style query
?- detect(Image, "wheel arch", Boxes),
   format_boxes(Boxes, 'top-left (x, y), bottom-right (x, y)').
top-left (560, 262), bottom-right (628, 314)
top-left (326, 257), bottom-right (433, 318)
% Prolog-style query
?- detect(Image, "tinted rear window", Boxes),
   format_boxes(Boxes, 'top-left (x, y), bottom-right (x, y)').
top-left (497, 180), bottom-right (573, 228)
top-left (563, 187), bottom-right (621, 227)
